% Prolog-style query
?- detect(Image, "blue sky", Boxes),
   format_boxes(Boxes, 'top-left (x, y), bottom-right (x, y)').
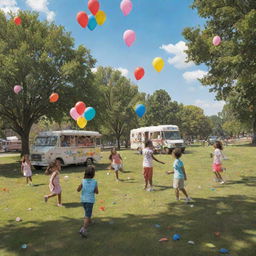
top-left (0, 0), bottom-right (225, 115)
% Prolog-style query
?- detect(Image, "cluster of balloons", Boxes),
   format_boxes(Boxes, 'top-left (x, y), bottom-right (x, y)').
top-left (49, 93), bottom-right (59, 103)
top-left (135, 104), bottom-right (146, 118)
top-left (213, 35), bottom-right (222, 46)
top-left (70, 101), bottom-right (96, 129)
top-left (76, 0), bottom-right (106, 31)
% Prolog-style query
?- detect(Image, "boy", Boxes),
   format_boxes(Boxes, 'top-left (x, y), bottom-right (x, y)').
top-left (143, 140), bottom-right (165, 191)
top-left (167, 148), bottom-right (192, 203)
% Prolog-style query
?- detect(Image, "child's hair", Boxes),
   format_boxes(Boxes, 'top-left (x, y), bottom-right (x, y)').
top-left (145, 140), bottom-right (152, 148)
top-left (45, 162), bottom-right (58, 175)
top-left (21, 154), bottom-right (29, 163)
top-left (84, 165), bottom-right (95, 179)
top-left (173, 148), bottom-right (182, 159)
top-left (214, 141), bottom-right (223, 150)
top-left (109, 148), bottom-right (117, 160)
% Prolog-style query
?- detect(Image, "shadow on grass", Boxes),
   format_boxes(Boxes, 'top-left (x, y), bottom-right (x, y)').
top-left (63, 202), bottom-right (82, 208)
top-left (225, 176), bottom-right (256, 187)
top-left (1, 195), bottom-right (255, 256)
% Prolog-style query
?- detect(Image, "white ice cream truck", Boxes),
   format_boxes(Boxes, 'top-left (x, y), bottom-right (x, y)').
top-left (130, 125), bottom-right (185, 154)
top-left (31, 130), bottom-right (102, 169)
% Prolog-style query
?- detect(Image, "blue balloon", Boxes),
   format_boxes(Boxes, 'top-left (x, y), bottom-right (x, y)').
top-left (219, 248), bottom-right (229, 254)
top-left (172, 234), bottom-right (181, 241)
top-left (88, 15), bottom-right (97, 31)
top-left (135, 104), bottom-right (146, 118)
top-left (84, 107), bottom-right (96, 121)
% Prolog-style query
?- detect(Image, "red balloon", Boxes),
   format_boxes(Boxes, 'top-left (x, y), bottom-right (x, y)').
top-left (88, 0), bottom-right (100, 15)
top-left (76, 12), bottom-right (88, 28)
top-left (49, 93), bottom-right (59, 103)
top-left (75, 101), bottom-right (86, 115)
top-left (134, 67), bottom-right (145, 80)
top-left (14, 16), bottom-right (22, 25)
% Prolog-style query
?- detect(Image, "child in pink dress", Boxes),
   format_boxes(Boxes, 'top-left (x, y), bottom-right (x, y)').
top-left (44, 161), bottom-right (62, 206)
top-left (21, 155), bottom-right (33, 185)
top-left (212, 141), bottom-right (225, 184)
top-left (109, 148), bottom-right (123, 181)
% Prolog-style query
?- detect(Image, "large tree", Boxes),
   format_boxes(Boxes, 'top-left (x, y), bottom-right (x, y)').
top-left (0, 11), bottom-right (95, 154)
top-left (94, 67), bottom-right (141, 149)
top-left (183, 0), bottom-right (256, 143)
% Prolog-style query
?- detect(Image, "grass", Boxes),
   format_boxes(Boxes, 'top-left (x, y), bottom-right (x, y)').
top-left (0, 146), bottom-right (256, 256)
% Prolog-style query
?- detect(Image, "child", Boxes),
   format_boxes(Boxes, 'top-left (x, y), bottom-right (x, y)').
top-left (21, 155), bottom-right (33, 185)
top-left (212, 141), bottom-right (225, 184)
top-left (143, 140), bottom-right (165, 191)
top-left (44, 161), bottom-right (62, 206)
top-left (77, 166), bottom-right (99, 237)
top-left (109, 148), bottom-right (123, 181)
top-left (167, 148), bottom-right (192, 203)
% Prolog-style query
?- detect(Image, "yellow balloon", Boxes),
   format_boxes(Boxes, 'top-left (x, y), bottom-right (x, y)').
top-left (77, 116), bottom-right (87, 129)
top-left (152, 57), bottom-right (165, 72)
top-left (95, 10), bottom-right (106, 26)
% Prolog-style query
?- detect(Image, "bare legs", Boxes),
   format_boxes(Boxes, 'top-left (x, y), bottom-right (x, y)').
top-left (44, 192), bottom-right (62, 205)
top-left (175, 188), bottom-right (189, 200)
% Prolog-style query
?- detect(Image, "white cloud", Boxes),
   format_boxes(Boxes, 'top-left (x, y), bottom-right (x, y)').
top-left (188, 87), bottom-right (196, 92)
top-left (0, 0), bottom-right (19, 14)
top-left (91, 67), bottom-right (97, 73)
top-left (160, 41), bottom-right (194, 69)
top-left (26, 0), bottom-right (55, 22)
top-left (194, 99), bottom-right (225, 116)
top-left (183, 69), bottom-right (208, 82)
top-left (114, 67), bottom-right (129, 77)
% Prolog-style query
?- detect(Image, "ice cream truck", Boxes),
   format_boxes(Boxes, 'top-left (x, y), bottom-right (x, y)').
top-left (31, 130), bottom-right (102, 169)
top-left (130, 125), bottom-right (185, 154)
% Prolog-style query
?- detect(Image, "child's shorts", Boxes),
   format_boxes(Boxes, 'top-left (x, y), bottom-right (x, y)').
top-left (143, 167), bottom-right (153, 180)
top-left (82, 202), bottom-right (94, 218)
top-left (173, 178), bottom-right (184, 189)
top-left (212, 163), bottom-right (223, 172)
top-left (112, 163), bottom-right (122, 172)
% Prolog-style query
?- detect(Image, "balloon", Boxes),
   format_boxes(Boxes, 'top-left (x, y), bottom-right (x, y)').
top-left (88, 0), bottom-right (100, 15)
top-left (49, 93), bottom-right (59, 103)
top-left (134, 67), bottom-right (145, 80)
top-left (213, 36), bottom-right (221, 46)
top-left (88, 15), bottom-right (97, 31)
top-left (95, 10), bottom-right (106, 26)
top-left (152, 57), bottom-right (164, 72)
top-left (120, 0), bottom-right (133, 16)
top-left (13, 85), bottom-right (22, 94)
top-left (172, 234), bottom-right (181, 241)
top-left (77, 116), bottom-right (87, 129)
top-left (75, 101), bottom-right (86, 115)
top-left (123, 30), bottom-right (136, 47)
top-left (135, 104), bottom-right (146, 118)
top-left (14, 16), bottom-right (22, 25)
top-left (70, 107), bottom-right (80, 120)
top-left (76, 12), bottom-right (88, 28)
top-left (84, 107), bottom-right (96, 121)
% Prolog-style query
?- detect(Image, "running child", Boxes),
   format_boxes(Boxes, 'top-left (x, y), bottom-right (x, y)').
top-left (167, 148), bottom-right (192, 203)
top-left (212, 141), bottom-right (225, 184)
top-left (143, 140), bottom-right (165, 191)
top-left (77, 166), bottom-right (99, 237)
top-left (21, 154), bottom-right (33, 185)
top-left (109, 148), bottom-right (123, 181)
top-left (44, 161), bottom-right (62, 206)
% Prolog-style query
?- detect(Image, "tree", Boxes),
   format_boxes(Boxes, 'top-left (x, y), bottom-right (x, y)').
top-left (208, 115), bottom-right (224, 136)
top-left (183, 0), bottom-right (256, 143)
top-left (94, 67), bottom-right (141, 149)
top-left (178, 105), bottom-right (212, 139)
top-left (142, 90), bottom-right (181, 126)
top-left (0, 11), bottom-right (96, 155)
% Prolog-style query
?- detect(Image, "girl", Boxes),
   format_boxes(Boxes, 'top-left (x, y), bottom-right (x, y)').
top-left (44, 161), bottom-right (62, 206)
top-left (212, 141), bottom-right (225, 184)
top-left (21, 155), bottom-right (33, 185)
top-left (109, 148), bottom-right (123, 181)
top-left (77, 166), bottom-right (99, 237)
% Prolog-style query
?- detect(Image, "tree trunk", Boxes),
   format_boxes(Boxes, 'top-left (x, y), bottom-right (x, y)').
top-left (116, 135), bottom-right (121, 150)
top-left (252, 118), bottom-right (256, 145)
top-left (20, 129), bottom-right (31, 156)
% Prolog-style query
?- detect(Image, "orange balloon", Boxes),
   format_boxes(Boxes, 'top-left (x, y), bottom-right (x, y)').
top-left (49, 93), bottom-right (59, 103)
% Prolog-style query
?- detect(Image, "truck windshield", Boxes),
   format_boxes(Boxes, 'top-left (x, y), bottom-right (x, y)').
top-left (163, 131), bottom-right (181, 140)
top-left (34, 136), bottom-right (57, 147)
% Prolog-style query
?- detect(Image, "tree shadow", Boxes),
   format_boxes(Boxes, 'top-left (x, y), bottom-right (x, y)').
top-left (225, 176), bottom-right (256, 187)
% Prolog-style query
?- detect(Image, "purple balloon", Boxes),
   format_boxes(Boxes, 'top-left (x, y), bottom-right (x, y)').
top-left (123, 29), bottom-right (136, 47)
top-left (120, 0), bottom-right (133, 16)
top-left (70, 107), bottom-right (80, 120)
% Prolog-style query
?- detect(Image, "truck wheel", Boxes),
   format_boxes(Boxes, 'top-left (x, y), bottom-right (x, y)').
top-left (85, 158), bottom-right (93, 166)
top-left (181, 148), bottom-right (185, 153)
top-left (56, 158), bottom-right (64, 166)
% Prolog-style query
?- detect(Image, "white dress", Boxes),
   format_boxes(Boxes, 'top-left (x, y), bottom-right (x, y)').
top-left (22, 162), bottom-right (32, 177)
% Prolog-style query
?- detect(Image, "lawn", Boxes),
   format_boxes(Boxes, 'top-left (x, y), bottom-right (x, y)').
top-left (0, 146), bottom-right (256, 256)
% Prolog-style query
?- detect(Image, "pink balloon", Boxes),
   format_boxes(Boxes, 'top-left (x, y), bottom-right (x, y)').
top-left (123, 30), bottom-right (136, 47)
top-left (70, 107), bottom-right (80, 120)
top-left (13, 85), bottom-right (22, 94)
top-left (120, 0), bottom-right (133, 16)
top-left (213, 36), bottom-right (221, 46)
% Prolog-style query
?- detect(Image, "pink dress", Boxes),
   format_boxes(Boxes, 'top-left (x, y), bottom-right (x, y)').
top-left (49, 171), bottom-right (62, 194)
top-left (22, 162), bottom-right (32, 177)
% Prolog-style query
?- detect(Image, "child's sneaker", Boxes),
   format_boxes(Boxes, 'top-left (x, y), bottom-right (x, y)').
top-left (57, 204), bottom-right (63, 207)
top-left (79, 227), bottom-right (88, 237)
top-left (185, 197), bottom-right (192, 203)
top-left (220, 181), bottom-right (225, 184)
top-left (44, 196), bottom-right (48, 203)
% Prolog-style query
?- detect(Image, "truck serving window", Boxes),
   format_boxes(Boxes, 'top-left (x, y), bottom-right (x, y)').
top-left (163, 131), bottom-right (181, 140)
top-left (35, 136), bottom-right (57, 146)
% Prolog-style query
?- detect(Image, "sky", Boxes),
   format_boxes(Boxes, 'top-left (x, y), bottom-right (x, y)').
top-left (0, 0), bottom-right (225, 116)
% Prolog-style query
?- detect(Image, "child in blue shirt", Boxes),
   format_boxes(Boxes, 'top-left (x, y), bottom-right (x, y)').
top-left (77, 166), bottom-right (99, 237)
top-left (167, 148), bottom-right (192, 203)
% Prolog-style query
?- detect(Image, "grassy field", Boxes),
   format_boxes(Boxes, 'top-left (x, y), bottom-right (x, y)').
top-left (0, 146), bottom-right (256, 256)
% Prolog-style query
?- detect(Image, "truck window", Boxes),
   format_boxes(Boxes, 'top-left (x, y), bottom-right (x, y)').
top-left (152, 132), bottom-right (161, 139)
